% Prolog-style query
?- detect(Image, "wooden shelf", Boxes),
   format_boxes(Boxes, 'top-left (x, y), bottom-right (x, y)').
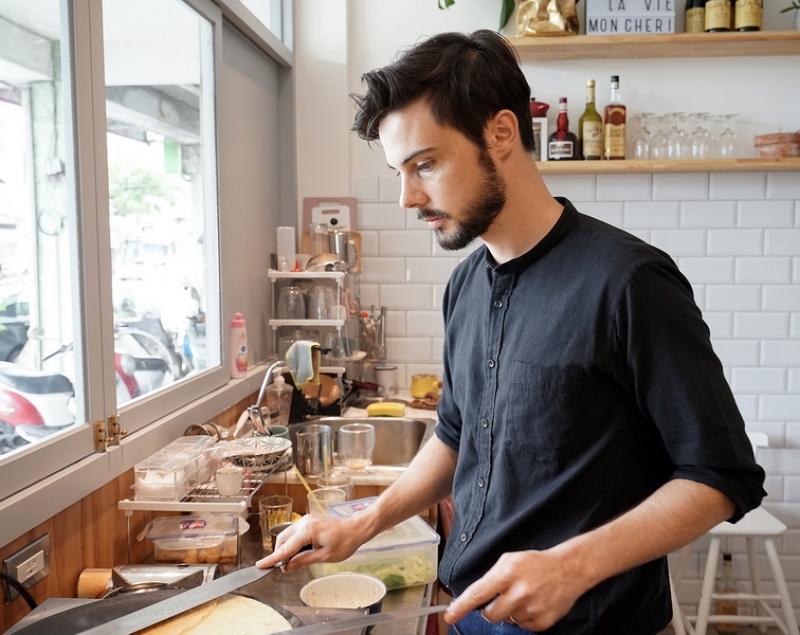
top-left (536, 158), bottom-right (800, 174)
top-left (510, 31), bottom-right (800, 61)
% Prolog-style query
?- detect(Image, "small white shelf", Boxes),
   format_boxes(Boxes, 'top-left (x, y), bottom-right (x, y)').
top-left (268, 269), bottom-right (345, 280)
top-left (269, 318), bottom-right (345, 329)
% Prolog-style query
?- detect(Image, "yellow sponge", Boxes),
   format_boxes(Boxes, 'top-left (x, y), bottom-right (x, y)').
top-left (366, 401), bottom-right (406, 417)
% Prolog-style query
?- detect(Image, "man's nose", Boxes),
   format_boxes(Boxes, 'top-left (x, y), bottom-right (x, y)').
top-left (399, 178), bottom-right (427, 210)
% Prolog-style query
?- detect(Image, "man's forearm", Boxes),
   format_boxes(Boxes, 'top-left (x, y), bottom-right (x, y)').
top-left (358, 434), bottom-right (458, 541)
top-left (557, 478), bottom-right (736, 594)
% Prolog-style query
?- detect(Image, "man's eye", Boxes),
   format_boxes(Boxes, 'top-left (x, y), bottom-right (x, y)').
top-left (418, 161), bottom-right (433, 172)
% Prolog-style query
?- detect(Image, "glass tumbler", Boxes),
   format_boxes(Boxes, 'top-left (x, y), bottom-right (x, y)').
top-left (277, 286), bottom-right (306, 320)
top-left (337, 423), bottom-right (376, 473)
top-left (259, 494), bottom-right (293, 551)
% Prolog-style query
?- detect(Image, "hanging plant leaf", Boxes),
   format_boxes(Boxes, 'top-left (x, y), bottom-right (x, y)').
top-left (500, 0), bottom-right (516, 29)
top-left (438, 0), bottom-right (456, 9)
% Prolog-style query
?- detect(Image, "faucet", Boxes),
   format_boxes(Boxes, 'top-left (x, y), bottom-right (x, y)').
top-left (254, 359), bottom-right (292, 412)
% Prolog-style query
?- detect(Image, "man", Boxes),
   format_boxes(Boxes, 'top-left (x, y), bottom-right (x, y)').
top-left (258, 30), bottom-right (765, 634)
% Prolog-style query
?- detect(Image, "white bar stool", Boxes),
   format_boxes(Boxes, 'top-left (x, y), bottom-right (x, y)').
top-left (671, 433), bottom-right (799, 635)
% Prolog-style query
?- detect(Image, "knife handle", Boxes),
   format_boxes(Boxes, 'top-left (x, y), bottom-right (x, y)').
top-left (274, 542), bottom-right (313, 568)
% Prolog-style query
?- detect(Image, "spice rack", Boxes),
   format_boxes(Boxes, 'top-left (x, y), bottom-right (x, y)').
top-left (512, 30), bottom-right (800, 174)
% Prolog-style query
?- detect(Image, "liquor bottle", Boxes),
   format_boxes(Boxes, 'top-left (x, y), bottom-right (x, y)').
top-left (578, 80), bottom-right (602, 160)
top-left (685, 0), bottom-right (706, 33)
top-left (548, 97), bottom-right (578, 161)
top-left (705, 0), bottom-right (732, 31)
top-left (734, 0), bottom-right (762, 31)
top-left (715, 553), bottom-right (739, 633)
top-left (603, 76), bottom-right (626, 161)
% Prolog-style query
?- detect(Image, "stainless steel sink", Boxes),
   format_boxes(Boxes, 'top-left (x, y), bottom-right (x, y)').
top-left (290, 417), bottom-right (436, 468)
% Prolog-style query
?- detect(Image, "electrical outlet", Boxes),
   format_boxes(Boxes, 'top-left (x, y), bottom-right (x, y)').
top-left (2, 534), bottom-right (50, 602)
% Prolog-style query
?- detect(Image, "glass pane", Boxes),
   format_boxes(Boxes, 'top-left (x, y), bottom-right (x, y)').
top-left (103, 0), bottom-right (220, 407)
top-left (239, 0), bottom-right (284, 40)
top-left (0, 2), bottom-right (80, 456)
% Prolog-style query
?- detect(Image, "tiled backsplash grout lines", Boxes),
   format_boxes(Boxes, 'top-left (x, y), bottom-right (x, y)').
top-left (351, 170), bottom-right (800, 617)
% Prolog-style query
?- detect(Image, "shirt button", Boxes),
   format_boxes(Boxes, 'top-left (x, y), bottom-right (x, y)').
top-left (480, 418), bottom-right (489, 428)
top-left (478, 478), bottom-right (485, 488)
top-left (487, 359), bottom-right (495, 368)
top-left (493, 300), bottom-right (503, 308)
top-left (460, 533), bottom-right (467, 542)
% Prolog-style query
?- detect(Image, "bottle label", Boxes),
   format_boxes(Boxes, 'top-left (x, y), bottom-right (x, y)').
top-left (705, 0), bottom-right (731, 30)
top-left (735, 0), bottom-right (761, 29)
top-left (582, 122), bottom-right (602, 158)
top-left (685, 7), bottom-right (705, 32)
top-left (604, 124), bottom-right (626, 159)
top-left (549, 140), bottom-right (574, 160)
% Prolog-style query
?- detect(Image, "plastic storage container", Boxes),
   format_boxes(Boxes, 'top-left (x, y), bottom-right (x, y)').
top-left (134, 436), bottom-right (216, 501)
top-left (309, 497), bottom-right (439, 590)
top-left (143, 514), bottom-right (239, 565)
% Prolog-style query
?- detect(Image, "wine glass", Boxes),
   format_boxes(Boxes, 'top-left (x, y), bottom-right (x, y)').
top-left (714, 114), bottom-right (738, 159)
top-left (666, 113), bottom-right (690, 160)
top-left (689, 113), bottom-right (712, 160)
top-left (650, 115), bottom-right (670, 161)
top-left (630, 113), bottom-right (653, 160)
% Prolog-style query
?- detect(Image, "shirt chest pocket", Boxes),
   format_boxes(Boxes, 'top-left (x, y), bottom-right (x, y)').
top-left (501, 361), bottom-right (596, 476)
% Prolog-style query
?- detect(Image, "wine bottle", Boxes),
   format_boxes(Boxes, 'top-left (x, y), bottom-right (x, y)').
top-left (734, 0), bottom-right (762, 31)
top-left (715, 553), bottom-right (739, 633)
top-left (547, 97), bottom-right (578, 161)
top-left (603, 76), bottom-right (626, 161)
top-left (685, 0), bottom-right (706, 33)
top-left (705, 0), bottom-right (732, 31)
top-left (578, 80), bottom-right (602, 161)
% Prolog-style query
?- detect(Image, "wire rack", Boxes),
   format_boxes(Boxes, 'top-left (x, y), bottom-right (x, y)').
top-left (118, 451), bottom-right (292, 514)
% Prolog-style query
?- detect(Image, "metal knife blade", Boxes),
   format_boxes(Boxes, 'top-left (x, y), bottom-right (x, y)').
top-left (76, 565), bottom-right (276, 635)
top-left (272, 604), bottom-right (450, 635)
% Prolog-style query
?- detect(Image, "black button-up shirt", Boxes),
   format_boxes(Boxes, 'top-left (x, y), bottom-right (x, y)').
top-left (435, 198), bottom-right (765, 634)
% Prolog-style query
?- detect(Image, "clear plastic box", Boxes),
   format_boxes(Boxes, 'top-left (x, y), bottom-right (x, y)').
top-left (309, 497), bottom-right (440, 590)
top-left (144, 514), bottom-right (239, 565)
top-left (133, 436), bottom-right (216, 501)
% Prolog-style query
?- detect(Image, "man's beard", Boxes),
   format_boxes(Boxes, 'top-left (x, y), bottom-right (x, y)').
top-left (418, 149), bottom-right (506, 251)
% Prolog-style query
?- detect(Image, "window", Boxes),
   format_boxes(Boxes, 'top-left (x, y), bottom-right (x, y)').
top-left (0, 0), bottom-right (292, 546)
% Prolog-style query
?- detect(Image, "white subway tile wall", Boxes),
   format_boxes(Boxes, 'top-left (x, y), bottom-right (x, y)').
top-left (353, 170), bottom-right (800, 618)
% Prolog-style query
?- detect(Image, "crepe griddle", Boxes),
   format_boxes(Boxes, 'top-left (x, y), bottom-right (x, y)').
top-left (10, 591), bottom-right (302, 635)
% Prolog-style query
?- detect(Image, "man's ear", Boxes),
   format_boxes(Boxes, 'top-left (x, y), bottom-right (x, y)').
top-left (485, 109), bottom-right (519, 158)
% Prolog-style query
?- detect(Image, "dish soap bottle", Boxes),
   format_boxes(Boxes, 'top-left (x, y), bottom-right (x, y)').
top-left (265, 374), bottom-right (293, 427)
top-left (715, 552), bottom-right (739, 633)
top-left (230, 312), bottom-right (248, 379)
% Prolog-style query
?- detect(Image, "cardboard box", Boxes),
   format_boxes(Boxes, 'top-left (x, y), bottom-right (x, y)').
top-left (585, 0), bottom-right (676, 35)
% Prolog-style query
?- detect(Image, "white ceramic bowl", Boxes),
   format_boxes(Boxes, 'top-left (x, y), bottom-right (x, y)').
top-left (300, 572), bottom-right (386, 614)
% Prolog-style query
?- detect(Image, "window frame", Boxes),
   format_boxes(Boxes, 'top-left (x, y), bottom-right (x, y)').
top-left (0, 0), bottom-right (294, 547)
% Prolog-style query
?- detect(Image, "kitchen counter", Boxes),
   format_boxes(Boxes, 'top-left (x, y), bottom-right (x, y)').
top-left (238, 513), bottom-right (434, 635)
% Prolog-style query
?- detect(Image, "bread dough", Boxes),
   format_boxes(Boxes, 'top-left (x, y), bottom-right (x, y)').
top-left (138, 595), bottom-right (292, 634)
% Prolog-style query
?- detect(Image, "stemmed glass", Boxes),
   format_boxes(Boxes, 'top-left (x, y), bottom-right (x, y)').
top-left (666, 113), bottom-right (690, 160)
top-left (689, 113), bottom-right (712, 160)
top-left (630, 113), bottom-right (653, 160)
top-left (650, 115), bottom-right (669, 161)
top-left (714, 114), bottom-right (738, 159)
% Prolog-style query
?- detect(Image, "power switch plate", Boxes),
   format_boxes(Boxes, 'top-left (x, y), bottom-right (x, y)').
top-left (2, 534), bottom-right (51, 603)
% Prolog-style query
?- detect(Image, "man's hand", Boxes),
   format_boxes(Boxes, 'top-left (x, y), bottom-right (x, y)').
top-left (444, 549), bottom-right (587, 632)
top-left (255, 514), bottom-right (368, 572)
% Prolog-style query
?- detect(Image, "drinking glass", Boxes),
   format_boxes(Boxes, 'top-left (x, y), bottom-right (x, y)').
top-left (307, 284), bottom-right (333, 320)
top-left (259, 494), bottom-right (293, 551)
top-left (307, 487), bottom-right (346, 515)
top-left (689, 113), bottom-right (712, 160)
top-left (666, 113), bottom-right (690, 160)
top-left (650, 115), bottom-right (669, 161)
top-left (714, 114), bottom-right (738, 159)
top-left (277, 286), bottom-right (306, 320)
top-left (337, 423), bottom-right (376, 473)
top-left (630, 113), bottom-right (653, 160)
top-left (316, 471), bottom-right (354, 500)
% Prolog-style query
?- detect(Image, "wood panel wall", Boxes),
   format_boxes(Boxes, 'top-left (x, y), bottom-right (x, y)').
top-left (0, 393), bottom-right (254, 632)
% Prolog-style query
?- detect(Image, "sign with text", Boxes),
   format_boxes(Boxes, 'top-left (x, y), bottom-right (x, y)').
top-left (586, 0), bottom-right (676, 34)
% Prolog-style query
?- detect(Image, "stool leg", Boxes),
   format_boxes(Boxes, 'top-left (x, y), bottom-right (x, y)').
top-left (695, 536), bottom-right (721, 635)
top-left (746, 537), bottom-right (767, 633)
top-left (670, 569), bottom-right (687, 635)
top-left (764, 537), bottom-right (800, 635)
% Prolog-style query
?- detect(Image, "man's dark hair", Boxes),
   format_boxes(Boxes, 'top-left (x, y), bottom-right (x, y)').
top-left (351, 30), bottom-right (534, 153)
